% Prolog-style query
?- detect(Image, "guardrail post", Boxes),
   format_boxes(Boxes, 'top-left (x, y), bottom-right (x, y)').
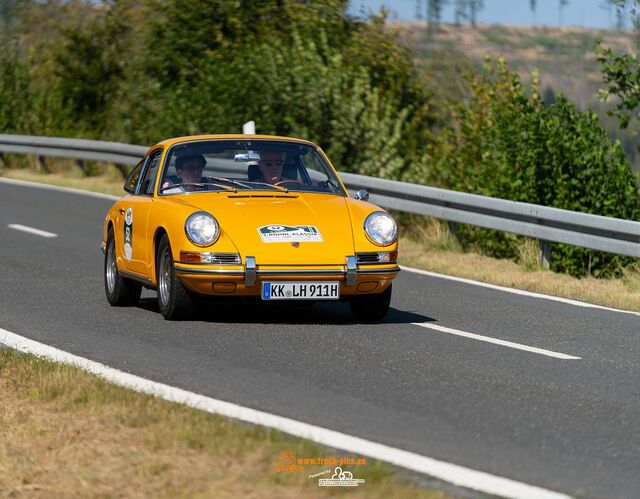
top-left (447, 221), bottom-right (458, 239)
top-left (539, 240), bottom-right (551, 270)
top-left (37, 155), bottom-right (50, 173)
top-left (76, 159), bottom-right (88, 176)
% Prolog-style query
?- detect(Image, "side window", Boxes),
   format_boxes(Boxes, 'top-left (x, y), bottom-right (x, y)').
top-left (124, 160), bottom-right (144, 193)
top-left (139, 151), bottom-right (162, 195)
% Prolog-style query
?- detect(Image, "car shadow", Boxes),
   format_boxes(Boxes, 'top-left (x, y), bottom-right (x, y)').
top-left (136, 297), bottom-right (433, 325)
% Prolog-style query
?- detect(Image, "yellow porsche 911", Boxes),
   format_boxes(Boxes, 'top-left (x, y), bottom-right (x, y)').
top-left (102, 135), bottom-right (399, 321)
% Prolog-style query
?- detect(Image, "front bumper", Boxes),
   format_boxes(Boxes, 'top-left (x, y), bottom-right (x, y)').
top-left (174, 255), bottom-right (399, 297)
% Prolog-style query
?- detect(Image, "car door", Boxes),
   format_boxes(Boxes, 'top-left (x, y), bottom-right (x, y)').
top-left (119, 149), bottom-right (162, 278)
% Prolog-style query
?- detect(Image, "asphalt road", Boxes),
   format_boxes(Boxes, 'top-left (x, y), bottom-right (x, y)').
top-left (2, 180), bottom-right (640, 498)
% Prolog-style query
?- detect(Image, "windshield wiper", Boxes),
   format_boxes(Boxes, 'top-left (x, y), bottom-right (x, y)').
top-left (160, 182), bottom-right (236, 192)
top-left (242, 181), bottom-right (289, 192)
top-left (208, 176), bottom-right (252, 189)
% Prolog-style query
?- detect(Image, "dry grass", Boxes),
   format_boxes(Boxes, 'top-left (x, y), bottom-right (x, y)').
top-left (399, 218), bottom-right (640, 312)
top-left (0, 158), bottom-right (125, 197)
top-left (0, 350), bottom-right (444, 498)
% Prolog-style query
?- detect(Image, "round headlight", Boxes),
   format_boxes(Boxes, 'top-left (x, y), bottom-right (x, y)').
top-left (364, 211), bottom-right (397, 246)
top-left (185, 212), bottom-right (219, 246)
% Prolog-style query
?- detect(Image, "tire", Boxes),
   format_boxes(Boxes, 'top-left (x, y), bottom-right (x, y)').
top-left (104, 228), bottom-right (142, 306)
top-left (349, 284), bottom-right (392, 323)
top-left (156, 234), bottom-right (194, 320)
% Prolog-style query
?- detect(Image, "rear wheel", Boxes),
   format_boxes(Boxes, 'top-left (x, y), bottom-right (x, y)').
top-left (104, 228), bottom-right (142, 306)
top-left (156, 234), bottom-right (194, 320)
top-left (349, 284), bottom-right (392, 323)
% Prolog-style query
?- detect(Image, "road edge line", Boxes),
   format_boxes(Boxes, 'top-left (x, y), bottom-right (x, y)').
top-left (401, 265), bottom-right (640, 317)
top-left (0, 327), bottom-right (570, 499)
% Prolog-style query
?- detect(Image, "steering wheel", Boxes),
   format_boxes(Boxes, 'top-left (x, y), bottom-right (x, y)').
top-left (275, 179), bottom-right (304, 187)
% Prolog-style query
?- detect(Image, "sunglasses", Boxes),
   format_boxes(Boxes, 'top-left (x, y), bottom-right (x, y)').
top-left (260, 160), bottom-right (284, 167)
top-left (181, 163), bottom-right (204, 171)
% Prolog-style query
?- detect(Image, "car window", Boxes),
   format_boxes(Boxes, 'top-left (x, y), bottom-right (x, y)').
top-left (124, 160), bottom-right (144, 193)
top-left (159, 140), bottom-right (346, 196)
top-left (139, 151), bottom-right (162, 195)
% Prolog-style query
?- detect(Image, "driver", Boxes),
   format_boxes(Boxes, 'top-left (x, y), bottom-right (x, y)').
top-left (162, 154), bottom-right (206, 192)
top-left (175, 154), bottom-right (206, 184)
top-left (257, 150), bottom-right (285, 184)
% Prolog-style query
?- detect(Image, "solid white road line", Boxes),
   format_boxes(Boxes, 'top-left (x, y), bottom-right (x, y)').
top-left (0, 327), bottom-right (570, 499)
top-left (401, 265), bottom-right (640, 318)
top-left (8, 224), bottom-right (58, 238)
top-left (413, 322), bottom-right (581, 360)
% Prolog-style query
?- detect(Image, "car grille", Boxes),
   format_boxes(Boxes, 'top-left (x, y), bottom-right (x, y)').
top-left (356, 252), bottom-right (383, 264)
top-left (210, 253), bottom-right (241, 264)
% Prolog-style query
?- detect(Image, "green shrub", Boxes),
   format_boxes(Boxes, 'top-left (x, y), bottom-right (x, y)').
top-left (427, 58), bottom-right (640, 277)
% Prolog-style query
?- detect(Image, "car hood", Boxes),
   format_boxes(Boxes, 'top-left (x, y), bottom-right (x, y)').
top-left (182, 193), bottom-right (355, 265)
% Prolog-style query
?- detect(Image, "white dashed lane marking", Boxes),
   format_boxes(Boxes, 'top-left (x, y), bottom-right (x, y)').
top-left (412, 322), bottom-right (581, 360)
top-left (8, 224), bottom-right (58, 238)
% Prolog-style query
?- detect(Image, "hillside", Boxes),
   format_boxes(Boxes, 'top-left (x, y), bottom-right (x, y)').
top-left (395, 22), bottom-right (640, 169)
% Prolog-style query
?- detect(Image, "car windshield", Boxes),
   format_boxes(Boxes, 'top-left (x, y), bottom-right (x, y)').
top-left (159, 139), bottom-right (345, 196)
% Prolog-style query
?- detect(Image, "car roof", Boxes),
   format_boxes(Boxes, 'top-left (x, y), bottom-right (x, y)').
top-left (149, 134), bottom-right (317, 152)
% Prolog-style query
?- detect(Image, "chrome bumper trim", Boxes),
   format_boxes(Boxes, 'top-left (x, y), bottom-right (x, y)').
top-left (258, 269), bottom-right (346, 276)
top-left (175, 266), bottom-right (244, 276)
top-left (346, 255), bottom-right (357, 286)
top-left (174, 265), bottom-right (400, 278)
top-left (245, 256), bottom-right (256, 286)
top-left (356, 267), bottom-right (401, 274)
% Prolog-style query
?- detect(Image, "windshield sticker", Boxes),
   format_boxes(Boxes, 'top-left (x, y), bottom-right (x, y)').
top-left (258, 225), bottom-right (323, 243)
top-left (124, 207), bottom-right (133, 260)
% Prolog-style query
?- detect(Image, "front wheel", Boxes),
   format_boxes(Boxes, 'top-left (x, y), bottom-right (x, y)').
top-left (104, 229), bottom-right (142, 306)
top-left (156, 234), bottom-right (194, 320)
top-left (349, 284), bottom-right (392, 323)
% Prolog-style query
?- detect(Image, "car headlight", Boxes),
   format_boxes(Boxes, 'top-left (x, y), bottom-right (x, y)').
top-left (364, 211), bottom-right (397, 246)
top-left (185, 212), bottom-right (219, 246)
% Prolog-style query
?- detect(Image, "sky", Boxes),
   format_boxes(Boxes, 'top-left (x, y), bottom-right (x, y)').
top-left (347, 0), bottom-right (632, 30)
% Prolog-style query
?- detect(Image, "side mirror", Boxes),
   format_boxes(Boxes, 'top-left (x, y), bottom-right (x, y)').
top-left (354, 189), bottom-right (369, 201)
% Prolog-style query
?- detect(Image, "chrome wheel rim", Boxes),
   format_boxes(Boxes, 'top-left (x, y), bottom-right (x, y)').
top-left (106, 240), bottom-right (117, 293)
top-left (158, 247), bottom-right (171, 306)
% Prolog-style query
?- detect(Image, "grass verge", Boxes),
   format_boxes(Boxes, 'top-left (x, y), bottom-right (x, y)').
top-left (0, 349), bottom-right (445, 498)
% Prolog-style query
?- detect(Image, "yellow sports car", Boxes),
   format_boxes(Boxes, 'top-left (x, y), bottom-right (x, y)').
top-left (102, 135), bottom-right (399, 321)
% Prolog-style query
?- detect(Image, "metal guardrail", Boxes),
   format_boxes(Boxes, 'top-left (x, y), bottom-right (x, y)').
top-left (2, 133), bottom-right (640, 265)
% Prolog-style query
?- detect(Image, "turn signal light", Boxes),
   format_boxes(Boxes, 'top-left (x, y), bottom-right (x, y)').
top-left (180, 251), bottom-right (203, 263)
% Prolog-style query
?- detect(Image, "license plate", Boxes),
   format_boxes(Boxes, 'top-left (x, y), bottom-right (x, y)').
top-left (261, 281), bottom-right (340, 300)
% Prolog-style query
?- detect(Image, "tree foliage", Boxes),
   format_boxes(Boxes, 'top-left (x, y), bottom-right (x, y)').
top-left (427, 59), bottom-right (640, 276)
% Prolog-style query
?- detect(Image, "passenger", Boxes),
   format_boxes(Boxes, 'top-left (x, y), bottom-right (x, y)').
top-left (257, 150), bottom-right (286, 184)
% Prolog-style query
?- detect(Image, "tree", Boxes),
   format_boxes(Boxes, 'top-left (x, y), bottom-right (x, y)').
top-left (428, 59), bottom-right (640, 276)
top-left (468, 0), bottom-right (484, 26)
top-left (427, 0), bottom-right (448, 33)
top-left (559, 0), bottom-right (569, 25)
top-left (454, 0), bottom-right (467, 25)
top-left (530, 0), bottom-right (537, 26)
top-left (596, 0), bottom-right (640, 129)
top-left (53, 0), bottom-right (136, 137)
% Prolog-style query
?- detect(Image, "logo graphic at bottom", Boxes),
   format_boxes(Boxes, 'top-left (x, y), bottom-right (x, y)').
top-left (318, 467), bottom-right (365, 487)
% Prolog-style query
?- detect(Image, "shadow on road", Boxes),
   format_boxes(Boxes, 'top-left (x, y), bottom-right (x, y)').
top-left (135, 297), bottom-right (433, 325)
